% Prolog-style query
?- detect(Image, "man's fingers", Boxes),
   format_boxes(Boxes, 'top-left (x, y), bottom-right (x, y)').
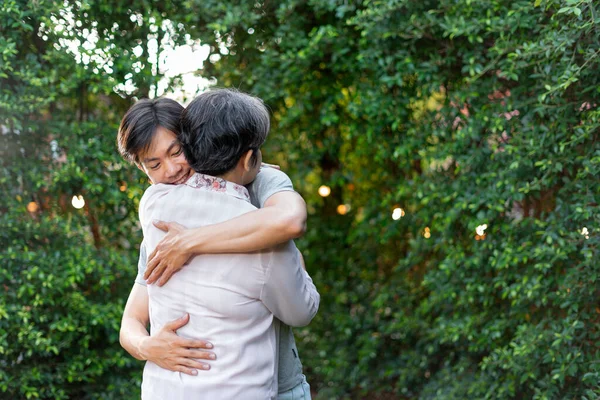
top-left (183, 349), bottom-right (216, 361)
top-left (153, 220), bottom-right (170, 232)
top-left (179, 337), bottom-right (214, 349)
top-left (178, 358), bottom-right (211, 371)
top-left (163, 313), bottom-right (190, 331)
top-left (158, 268), bottom-right (176, 287)
top-left (144, 254), bottom-right (160, 280)
top-left (147, 246), bottom-right (158, 264)
top-left (175, 365), bottom-right (199, 376)
top-left (146, 263), bottom-right (166, 284)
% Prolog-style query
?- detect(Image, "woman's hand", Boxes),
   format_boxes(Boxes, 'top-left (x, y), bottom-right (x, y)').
top-left (145, 221), bottom-right (193, 286)
top-left (140, 313), bottom-right (216, 375)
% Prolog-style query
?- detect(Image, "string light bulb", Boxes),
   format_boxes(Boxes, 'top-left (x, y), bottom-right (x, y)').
top-left (423, 227), bottom-right (431, 239)
top-left (476, 224), bottom-right (488, 236)
top-left (27, 201), bottom-right (39, 213)
top-left (72, 195), bottom-right (85, 209)
top-left (318, 185), bottom-right (331, 197)
top-left (392, 207), bottom-right (405, 220)
top-left (581, 227), bottom-right (590, 239)
top-left (337, 204), bottom-right (350, 215)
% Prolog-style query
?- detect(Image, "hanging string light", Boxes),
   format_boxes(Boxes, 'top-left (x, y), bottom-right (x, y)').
top-left (476, 224), bottom-right (488, 236)
top-left (27, 201), bottom-right (39, 213)
top-left (475, 223), bottom-right (488, 240)
top-left (423, 227), bottom-right (431, 239)
top-left (337, 204), bottom-right (350, 215)
top-left (392, 207), bottom-right (405, 220)
top-left (72, 195), bottom-right (85, 209)
top-left (318, 185), bottom-right (331, 197)
top-left (581, 227), bottom-right (590, 239)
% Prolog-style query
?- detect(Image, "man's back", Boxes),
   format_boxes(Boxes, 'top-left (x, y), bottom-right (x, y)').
top-left (139, 174), bottom-right (286, 399)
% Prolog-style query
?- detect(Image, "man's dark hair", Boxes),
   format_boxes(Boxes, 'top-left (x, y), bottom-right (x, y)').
top-left (117, 98), bottom-right (184, 164)
top-left (180, 89), bottom-right (269, 176)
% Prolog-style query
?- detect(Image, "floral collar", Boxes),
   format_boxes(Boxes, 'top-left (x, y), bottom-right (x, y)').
top-left (184, 173), bottom-right (251, 203)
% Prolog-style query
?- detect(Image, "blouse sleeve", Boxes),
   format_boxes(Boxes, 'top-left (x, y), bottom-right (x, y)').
top-left (259, 241), bottom-right (320, 327)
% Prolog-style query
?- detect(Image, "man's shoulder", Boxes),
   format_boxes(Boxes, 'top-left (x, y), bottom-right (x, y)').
top-left (248, 167), bottom-right (295, 208)
top-left (252, 166), bottom-right (293, 188)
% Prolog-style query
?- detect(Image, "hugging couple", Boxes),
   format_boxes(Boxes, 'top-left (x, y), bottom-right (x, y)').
top-left (117, 89), bottom-right (320, 399)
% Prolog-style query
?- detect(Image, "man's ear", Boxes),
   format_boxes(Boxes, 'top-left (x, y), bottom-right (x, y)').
top-left (241, 149), bottom-right (254, 172)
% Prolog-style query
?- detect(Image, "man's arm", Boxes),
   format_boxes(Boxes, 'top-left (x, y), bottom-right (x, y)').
top-left (119, 283), bottom-right (216, 374)
top-left (145, 191), bottom-right (307, 285)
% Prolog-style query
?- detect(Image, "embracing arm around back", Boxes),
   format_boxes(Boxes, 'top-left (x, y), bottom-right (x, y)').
top-left (145, 190), bottom-right (307, 285)
top-left (119, 283), bottom-right (217, 375)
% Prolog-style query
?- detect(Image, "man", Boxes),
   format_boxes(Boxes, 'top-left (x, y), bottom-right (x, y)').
top-left (118, 90), bottom-right (319, 399)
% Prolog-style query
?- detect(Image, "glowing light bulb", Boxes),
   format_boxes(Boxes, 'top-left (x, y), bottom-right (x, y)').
top-left (119, 183), bottom-right (127, 192)
top-left (72, 195), bottom-right (85, 209)
top-left (318, 185), bottom-right (331, 197)
top-left (337, 204), bottom-right (350, 215)
top-left (581, 227), bottom-right (590, 239)
top-left (27, 201), bottom-right (39, 213)
top-left (424, 227), bottom-right (431, 239)
top-left (392, 207), bottom-right (405, 220)
top-left (476, 224), bottom-right (488, 236)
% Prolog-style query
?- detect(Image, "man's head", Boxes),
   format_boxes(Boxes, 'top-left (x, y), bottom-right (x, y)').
top-left (117, 98), bottom-right (193, 184)
top-left (180, 89), bottom-right (269, 185)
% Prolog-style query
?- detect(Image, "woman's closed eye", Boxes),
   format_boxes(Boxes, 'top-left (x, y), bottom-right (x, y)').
top-left (172, 147), bottom-right (183, 157)
top-left (149, 163), bottom-right (160, 170)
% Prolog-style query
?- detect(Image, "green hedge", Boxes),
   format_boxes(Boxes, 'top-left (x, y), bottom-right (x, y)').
top-left (183, 1), bottom-right (600, 398)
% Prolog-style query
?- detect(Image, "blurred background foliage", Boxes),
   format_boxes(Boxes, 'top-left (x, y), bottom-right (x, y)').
top-left (1, 0), bottom-right (599, 399)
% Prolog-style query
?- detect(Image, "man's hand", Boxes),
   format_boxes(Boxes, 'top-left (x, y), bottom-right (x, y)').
top-left (140, 313), bottom-right (216, 375)
top-left (145, 221), bottom-right (192, 286)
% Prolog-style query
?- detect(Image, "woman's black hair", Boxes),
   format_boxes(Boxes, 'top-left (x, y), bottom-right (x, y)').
top-left (179, 88), bottom-right (269, 176)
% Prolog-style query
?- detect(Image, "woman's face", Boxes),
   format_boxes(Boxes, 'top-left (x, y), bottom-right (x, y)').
top-left (138, 127), bottom-right (194, 185)
top-left (246, 148), bottom-right (262, 184)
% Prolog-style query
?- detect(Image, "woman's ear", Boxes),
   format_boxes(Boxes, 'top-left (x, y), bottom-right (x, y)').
top-left (241, 149), bottom-right (254, 172)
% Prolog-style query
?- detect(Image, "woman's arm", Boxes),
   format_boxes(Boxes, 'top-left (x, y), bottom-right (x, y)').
top-left (119, 284), bottom-right (216, 374)
top-left (261, 243), bottom-right (320, 327)
top-left (144, 191), bottom-right (307, 286)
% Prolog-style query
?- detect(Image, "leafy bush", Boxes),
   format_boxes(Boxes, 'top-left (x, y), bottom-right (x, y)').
top-left (1, 1), bottom-right (151, 398)
top-left (185, 0), bottom-right (600, 398)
